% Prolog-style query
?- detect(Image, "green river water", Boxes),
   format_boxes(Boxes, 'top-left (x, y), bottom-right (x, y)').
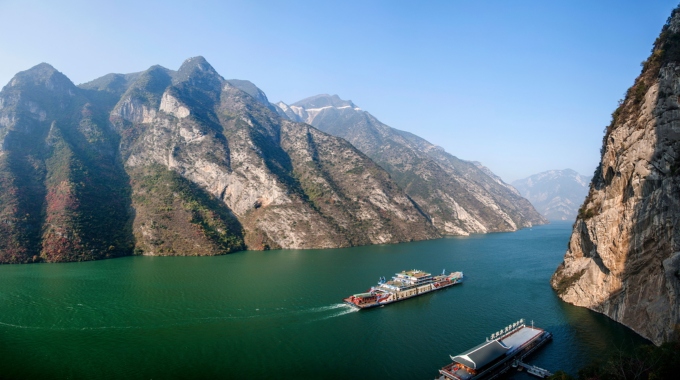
top-left (0, 221), bottom-right (648, 379)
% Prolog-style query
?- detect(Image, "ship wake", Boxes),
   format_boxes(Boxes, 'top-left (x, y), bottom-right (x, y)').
top-left (307, 303), bottom-right (358, 322)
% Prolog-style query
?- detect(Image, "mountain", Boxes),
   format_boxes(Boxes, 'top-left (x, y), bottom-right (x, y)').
top-left (512, 169), bottom-right (591, 221)
top-left (551, 8), bottom-right (680, 345)
top-left (274, 94), bottom-right (547, 235)
top-left (0, 57), bottom-right (439, 263)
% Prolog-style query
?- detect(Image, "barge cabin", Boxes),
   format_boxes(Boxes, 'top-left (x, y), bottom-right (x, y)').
top-left (438, 319), bottom-right (552, 380)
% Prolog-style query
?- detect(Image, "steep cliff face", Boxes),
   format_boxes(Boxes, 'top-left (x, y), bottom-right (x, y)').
top-left (0, 57), bottom-right (439, 263)
top-left (552, 10), bottom-right (680, 345)
top-left (276, 94), bottom-right (546, 235)
top-left (113, 58), bottom-right (438, 251)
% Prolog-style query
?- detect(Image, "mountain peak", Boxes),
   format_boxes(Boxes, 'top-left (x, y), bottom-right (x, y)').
top-left (6, 62), bottom-right (75, 92)
top-left (174, 56), bottom-right (223, 87)
top-left (180, 56), bottom-right (209, 69)
top-left (22, 63), bottom-right (62, 80)
top-left (28, 62), bottom-right (58, 74)
top-left (177, 56), bottom-right (218, 75)
top-left (292, 94), bottom-right (357, 110)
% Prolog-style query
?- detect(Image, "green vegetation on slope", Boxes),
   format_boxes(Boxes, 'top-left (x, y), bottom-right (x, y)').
top-left (130, 165), bottom-right (244, 256)
top-left (41, 118), bottom-right (133, 262)
top-left (0, 64), bottom-right (137, 263)
top-left (0, 153), bottom-right (46, 263)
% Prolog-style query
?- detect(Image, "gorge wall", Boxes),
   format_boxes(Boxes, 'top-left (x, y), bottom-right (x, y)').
top-left (0, 57), bottom-right (439, 263)
top-left (551, 9), bottom-right (680, 345)
top-left (0, 56), bottom-right (544, 264)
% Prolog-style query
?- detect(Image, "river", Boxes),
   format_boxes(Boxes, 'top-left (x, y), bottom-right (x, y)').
top-left (0, 221), bottom-right (648, 379)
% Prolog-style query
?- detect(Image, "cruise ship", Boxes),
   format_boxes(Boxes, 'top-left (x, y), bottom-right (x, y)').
top-left (343, 269), bottom-right (463, 309)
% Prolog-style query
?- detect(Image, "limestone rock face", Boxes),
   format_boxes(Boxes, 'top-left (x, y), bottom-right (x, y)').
top-left (0, 56), bottom-right (439, 263)
top-left (159, 92), bottom-right (189, 119)
top-left (276, 94), bottom-right (547, 235)
top-left (552, 10), bottom-right (680, 345)
top-left (114, 61), bottom-right (439, 249)
top-left (115, 63), bottom-right (439, 251)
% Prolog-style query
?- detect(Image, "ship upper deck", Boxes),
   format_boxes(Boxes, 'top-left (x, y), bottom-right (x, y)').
top-left (389, 269), bottom-right (433, 287)
top-left (380, 277), bottom-right (433, 291)
top-left (398, 269), bottom-right (431, 278)
top-left (500, 326), bottom-right (542, 350)
top-left (450, 326), bottom-right (543, 370)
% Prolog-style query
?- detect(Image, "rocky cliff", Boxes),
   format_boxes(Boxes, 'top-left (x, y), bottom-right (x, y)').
top-left (0, 57), bottom-right (439, 263)
top-left (512, 169), bottom-right (591, 221)
top-left (551, 9), bottom-right (680, 345)
top-left (275, 94), bottom-right (547, 235)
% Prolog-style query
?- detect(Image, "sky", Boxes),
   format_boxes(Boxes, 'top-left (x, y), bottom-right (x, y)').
top-left (1, 0), bottom-right (678, 183)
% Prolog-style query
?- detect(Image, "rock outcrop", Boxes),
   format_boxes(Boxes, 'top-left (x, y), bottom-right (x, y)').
top-left (512, 169), bottom-right (591, 221)
top-left (551, 9), bottom-right (680, 345)
top-left (275, 94), bottom-right (547, 235)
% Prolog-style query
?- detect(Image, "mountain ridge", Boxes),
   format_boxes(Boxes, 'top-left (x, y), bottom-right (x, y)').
top-left (0, 57), bottom-right (442, 263)
top-left (275, 94), bottom-right (547, 235)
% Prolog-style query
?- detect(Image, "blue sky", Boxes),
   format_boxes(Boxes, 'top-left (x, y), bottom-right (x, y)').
top-left (0, 0), bottom-right (677, 182)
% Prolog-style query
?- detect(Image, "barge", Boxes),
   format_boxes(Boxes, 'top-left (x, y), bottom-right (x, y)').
top-left (343, 269), bottom-right (463, 309)
top-left (437, 319), bottom-right (552, 380)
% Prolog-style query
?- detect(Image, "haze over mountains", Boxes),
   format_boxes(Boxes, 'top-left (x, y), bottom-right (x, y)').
top-left (0, 57), bottom-right (544, 264)
top-left (512, 169), bottom-right (591, 221)
top-left (270, 94), bottom-right (546, 235)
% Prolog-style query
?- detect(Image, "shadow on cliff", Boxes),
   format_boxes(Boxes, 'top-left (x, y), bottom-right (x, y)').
top-left (581, 15), bottom-right (680, 344)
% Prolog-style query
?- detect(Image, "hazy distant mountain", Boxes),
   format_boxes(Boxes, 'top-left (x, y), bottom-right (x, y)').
top-left (0, 58), bottom-right (439, 263)
top-left (274, 94), bottom-right (547, 235)
top-left (511, 169), bottom-right (591, 221)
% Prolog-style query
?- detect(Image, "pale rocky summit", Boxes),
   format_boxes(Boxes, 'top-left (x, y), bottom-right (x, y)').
top-left (512, 169), bottom-right (591, 221)
top-left (552, 9), bottom-right (680, 346)
top-left (275, 94), bottom-right (547, 235)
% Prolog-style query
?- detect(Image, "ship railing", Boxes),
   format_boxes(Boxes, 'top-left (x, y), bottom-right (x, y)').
top-left (488, 319), bottom-right (526, 341)
top-left (439, 368), bottom-right (464, 380)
